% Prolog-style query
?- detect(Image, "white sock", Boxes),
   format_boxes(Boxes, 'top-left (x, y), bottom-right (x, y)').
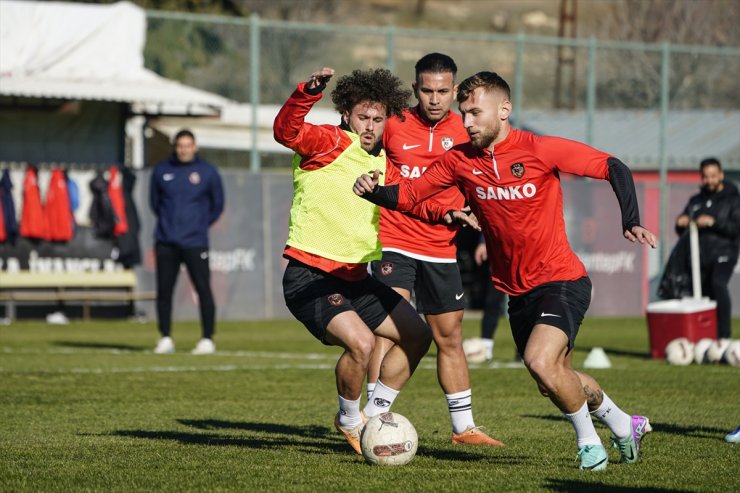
top-left (366, 382), bottom-right (376, 402)
top-left (337, 395), bottom-right (362, 428)
top-left (481, 338), bottom-right (494, 360)
top-left (565, 401), bottom-right (602, 448)
top-left (590, 392), bottom-right (632, 439)
top-left (446, 389), bottom-right (475, 434)
top-left (363, 380), bottom-right (399, 418)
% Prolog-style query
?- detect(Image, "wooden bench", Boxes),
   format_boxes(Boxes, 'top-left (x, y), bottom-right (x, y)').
top-left (0, 271), bottom-right (156, 321)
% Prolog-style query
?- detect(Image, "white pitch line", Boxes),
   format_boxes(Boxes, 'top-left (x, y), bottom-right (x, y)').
top-left (0, 361), bottom-right (524, 375)
top-left (0, 346), bottom-right (527, 374)
top-left (0, 346), bottom-right (336, 360)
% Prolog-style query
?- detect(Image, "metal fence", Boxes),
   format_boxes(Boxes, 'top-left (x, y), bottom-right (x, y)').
top-left (143, 11), bottom-right (740, 268)
top-left (145, 10), bottom-right (740, 168)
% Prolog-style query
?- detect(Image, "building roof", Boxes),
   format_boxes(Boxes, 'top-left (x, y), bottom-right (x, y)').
top-left (0, 0), bottom-right (231, 115)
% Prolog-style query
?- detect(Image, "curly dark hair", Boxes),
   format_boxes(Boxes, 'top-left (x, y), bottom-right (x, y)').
top-left (331, 68), bottom-right (411, 119)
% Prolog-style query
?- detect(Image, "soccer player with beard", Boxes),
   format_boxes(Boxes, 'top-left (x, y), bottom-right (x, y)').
top-left (274, 66), bottom-right (469, 455)
top-left (354, 71), bottom-right (657, 470)
top-left (367, 53), bottom-right (504, 447)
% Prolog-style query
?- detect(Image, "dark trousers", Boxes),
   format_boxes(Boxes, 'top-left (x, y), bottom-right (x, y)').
top-left (155, 243), bottom-right (215, 339)
top-left (702, 257), bottom-right (737, 339)
top-left (481, 281), bottom-right (506, 340)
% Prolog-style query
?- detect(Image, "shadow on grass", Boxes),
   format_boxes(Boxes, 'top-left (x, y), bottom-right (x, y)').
top-left (110, 419), bottom-right (511, 462)
top-left (53, 340), bottom-right (145, 351)
top-left (543, 478), bottom-right (691, 493)
top-left (178, 419), bottom-right (328, 438)
top-left (523, 414), bottom-right (728, 439)
top-left (111, 428), bottom-right (350, 454)
top-left (575, 345), bottom-right (651, 360)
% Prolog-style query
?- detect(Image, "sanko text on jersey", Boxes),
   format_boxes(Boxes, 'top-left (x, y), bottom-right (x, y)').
top-left (475, 183), bottom-right (537, 201)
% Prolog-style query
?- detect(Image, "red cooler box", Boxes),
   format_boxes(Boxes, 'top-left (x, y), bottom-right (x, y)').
top-left (646, 298), bottom-right (717, 359)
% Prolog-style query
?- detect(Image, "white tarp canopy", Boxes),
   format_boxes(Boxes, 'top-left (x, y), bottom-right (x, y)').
top-left (0, 0), bottom-right (231, 114)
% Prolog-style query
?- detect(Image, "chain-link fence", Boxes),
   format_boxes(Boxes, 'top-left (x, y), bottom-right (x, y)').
top-left (144, 11), bottom-right (740, 165)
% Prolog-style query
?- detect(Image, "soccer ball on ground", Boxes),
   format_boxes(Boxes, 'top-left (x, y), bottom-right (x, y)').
top-left (706, 338), bottom-right (731, 364)
top-left (723, 340), bottom-right (740, 366)
top-left (360, 412), bottom-right (418, 466)
top-left (462, 337), bottom-right (487, 364)
top-left (693, 338), bottom-right (714, 364)
top-left (665, 337), bottom-right (694, 366)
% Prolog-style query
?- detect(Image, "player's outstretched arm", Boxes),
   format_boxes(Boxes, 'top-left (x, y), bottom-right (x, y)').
top-left (443, 208), bottom-right (481, 231)
top-left (624, 225), bottom-right (657, 248)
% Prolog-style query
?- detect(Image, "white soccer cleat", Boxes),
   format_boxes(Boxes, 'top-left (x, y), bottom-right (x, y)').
top-left (191, 338), bottom-right (216, 355)
top-left (154, 336), bottom-right (175, 354)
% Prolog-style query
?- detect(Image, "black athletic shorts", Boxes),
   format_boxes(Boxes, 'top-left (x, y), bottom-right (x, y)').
top-left (282, 259), bottom-right (404, 345)
top-left (371, 250), bottom-right (465, 315)
top-left (507, 276), bottom-right (592, 356)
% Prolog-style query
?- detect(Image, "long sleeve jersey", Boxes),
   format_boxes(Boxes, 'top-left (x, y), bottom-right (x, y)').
top-left (390, 128), bottom-right (641, 295)
top-left (380, 107), bottom-right (469, 261)
top-left (273, 83), bottom-right (448, 280)
top-left (149, 155), bottom-right (224, 249)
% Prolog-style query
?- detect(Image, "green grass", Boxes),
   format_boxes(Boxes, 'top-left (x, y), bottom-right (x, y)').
top-left (1, 317), bottom-right (739, 492)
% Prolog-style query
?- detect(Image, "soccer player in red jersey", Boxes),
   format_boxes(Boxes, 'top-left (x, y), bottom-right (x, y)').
top-left (354, 71), bottom-right (657, 470)
top-left (367, 53), bottom-right (503, 446)
top-left (274, 67), bottom-right (444, 455)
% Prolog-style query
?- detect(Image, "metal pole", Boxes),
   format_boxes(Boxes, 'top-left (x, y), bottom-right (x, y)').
top-left (250, 13), bottom-right (261, 173)
top-left (658, 42), bottom-right (671, 264)
top-left (585, 37), bottom-right (597, 146)
top-left (386, 25), bottom-right (396, 73)
top-left (513, 32), bottom-right (524, 126)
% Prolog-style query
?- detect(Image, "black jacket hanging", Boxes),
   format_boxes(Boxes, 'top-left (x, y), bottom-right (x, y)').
top-left (0, 169), bottom-right (19, 244)
top-left (89, 170), bottom-right (116, 239)
top-left (115, 165), bottom-right (142, 267)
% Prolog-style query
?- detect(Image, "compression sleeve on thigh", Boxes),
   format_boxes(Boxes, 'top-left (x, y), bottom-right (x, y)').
top-left (607, 157), bottom-right (641, 232)
top-left (361, 184), bottom-right (400, 210)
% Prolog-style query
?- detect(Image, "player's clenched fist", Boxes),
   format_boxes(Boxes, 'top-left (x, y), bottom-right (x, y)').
top-left (353, 170), bottom-right (381, 196)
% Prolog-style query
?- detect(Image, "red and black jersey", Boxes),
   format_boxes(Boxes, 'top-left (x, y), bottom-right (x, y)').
top-left (381, 107), bottom-right (469, 260)
top-left (396, 128), bottom-right (614, 295)
top-left (273, 83), bottom-right (448, 281)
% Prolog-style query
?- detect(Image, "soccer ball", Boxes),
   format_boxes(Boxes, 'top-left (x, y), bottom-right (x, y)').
top-left (723, 340), bottom-right (740, 366)
top-left (706, 339), bottom-right (731, 364)
top-left (665, 337), bottom-right (694, 366)
top-left (693, 338), bottom-right (714, 364)
top-left (462, 337), bottom-right (487, 364)
top-left (360, 412), bottom-right (418, 466)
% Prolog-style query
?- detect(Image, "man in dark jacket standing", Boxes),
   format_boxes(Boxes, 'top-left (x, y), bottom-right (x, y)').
top-left (150, 129), bottom-right (225, 354)
top-left (676, 157), bottom-right (740, 340)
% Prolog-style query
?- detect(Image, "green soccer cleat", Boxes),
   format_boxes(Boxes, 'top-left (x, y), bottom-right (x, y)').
top-left (612, 415), bottom-right (652, 463)
top-left (577, 444), bottom-right (608, 471)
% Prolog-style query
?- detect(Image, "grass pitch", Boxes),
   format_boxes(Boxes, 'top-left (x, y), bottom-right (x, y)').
top-left (1, 316), bottom-right (739, 492)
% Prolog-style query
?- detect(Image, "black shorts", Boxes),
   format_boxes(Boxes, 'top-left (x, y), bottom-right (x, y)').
top-left (371, 251), bottom-right (465, 315)
top-left (282, 259), bottom-right (404, 345)
top-left (507, 276), bottom-right (592, 356)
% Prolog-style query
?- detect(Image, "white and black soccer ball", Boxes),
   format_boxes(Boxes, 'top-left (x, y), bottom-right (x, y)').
top-left (706, 339), bottom-right (731, 364)
top-left (693, 338), bottom-right (714, 365)
top-left (462, 337), bottom-right (487, 364)
top-left (723, 340), bottom-right (740, 367)
top-left (360, 412), bottom-right (418, 466)
top-left (665, 337), bottom-right (694, 366)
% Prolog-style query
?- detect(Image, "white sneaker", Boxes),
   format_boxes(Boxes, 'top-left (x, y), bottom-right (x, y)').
top-left (191, 338), bottom-right (215, 355)
top-left (154, 336), bottom-right (175, 354)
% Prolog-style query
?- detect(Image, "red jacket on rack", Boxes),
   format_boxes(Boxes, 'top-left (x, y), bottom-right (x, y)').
top-left (108, 166), bottom-right (129, 237)
top-left (45, 167), bottom-right (74, 242)
top-left (20, 166), bottom-right (48, 240)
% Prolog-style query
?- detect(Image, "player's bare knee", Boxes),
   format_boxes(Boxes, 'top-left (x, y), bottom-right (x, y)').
top-left (433, 326), bottom-right (462, 353)
top-left (347, 332), bottom-right (376, 364)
